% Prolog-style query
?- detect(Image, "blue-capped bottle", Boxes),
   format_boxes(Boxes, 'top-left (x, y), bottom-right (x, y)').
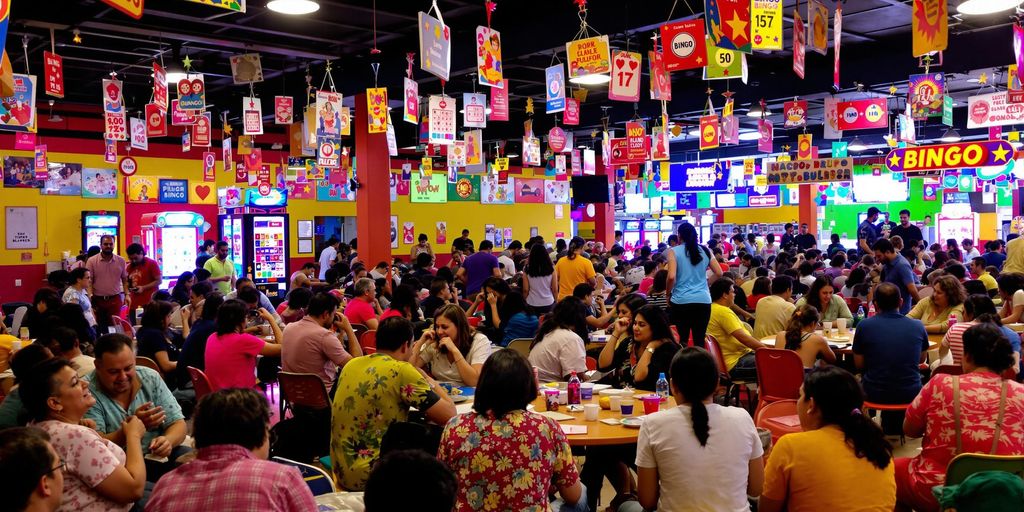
top-left (656, 372), bottom-right (670, 402)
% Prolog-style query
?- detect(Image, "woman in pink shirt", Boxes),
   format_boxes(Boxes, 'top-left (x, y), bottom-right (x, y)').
top-left (205, 300), bottom-right (282, 391)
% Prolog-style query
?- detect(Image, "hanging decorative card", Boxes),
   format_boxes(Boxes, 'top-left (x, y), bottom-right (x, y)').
top-left (583, 149), bottom-right (596, 175)
top-left (524, 137), bottom-right (542, 166)
top-left (514, 178), bottom-right (545, 204)
top-left (705, 0), bottom-right (752, 53)
top-left (545, 64), bottom-right (566, 113)
top-left (565, 35), bottom-right (611, 80)
top-left (410, 174), bottom-right (448, 203)
top-left (144, 104), bottom-right (166, 138)
top-left (448, 140), bottom-right (467, 168)
top-left (912, 0), bottom-right (948, 57)
top-left (699, 115), bottom-right (720, 150)
top-left (402, 78), bottom-right (419, 125)
top-left (967, 92), bottom-right (1024, 128)
top-left (41, 163), bottom-right (80, 196)
top-left (304, 158), bottom-right (324, 181)
top-left (340, 107), bottom-right (351, 136)
top-left (661, 20), bottom-right (707, 71)
top-left (833, 3), bottom-right (841, 90)
top-left (182, 131), bottom-right (192, 152)
top-left (367, 88), bottom-right (388, 134)
top-left (476, 26), bottom-right (503, 87)
top-left (315, 90), bottom-right (343, 138)
top-left (721, 114), bottom-right (739, 145)
top-left (193, 113), bottom-right (212, 147)
top-left (943, 95), bottom-right (954, 126)
top-left (625, 122), bottom-right (649, 161)
top-left (793, 9), bottom-right (806, 79)
top-left (898, 110), bottom-right (916, 143)
top-left (448, 174), bottom-right (480, 201)
top-left (544, 180), bottom-right (570, 204)
top-left (317, 138), bottom-right (340, 169)
top-left (176, 74), bottom-right (205, 111)
top-left (242, 97), bottom-right (263, 135)
top-left (823, 96), bottom-right (842, 139)
top-left (652, 126), bottom-right (670, 160)
top-left (649, 51), bottom-right (672, 100)
top-left (43, 51), bottom-right (63, 98)
top-left (428, 95), bottom-right (456, 144)
top-left (908, 73), bottom-right (944, 119)
top-left (783, 100), bottom-right (807, 128)
top-left (807, 0), bottom-right (828, 55)
top-left (185, 0), bottom-right (245, 13)
top-left (105, 139), bottom-right (117, 164)
top-left (608, 51), bottom-right (641, 102)
top-left (274, 96), bottom-right (293, 125)
top-left (481, 175), bottom-right (514, 204)
top-left (400, 222), bottom-right (415, 245)
top-left (549, 127), bottom-right (568, 153)
top-left (202, 151), bottom-right (216, 182)
top-left (752, 0), bottom-right (783, 50)
top-left (884, 141), bottom-right (1013, 173)
top-left (152, 62), bottom-right (167, 110)
top-left (127, 176), bottom-right (158, 203)
top-left (229, 53), bottom-right (263, 84)
top-left (316, 173), bottom-right (356, 202)
top-left (189, 181), bottom-right (216, 204)
top-left (82, 168), bottom-right (117, 198)
top-left (758, 119), bottom-right (773, 153)
top-left (490, 79), bottom-right (509, 121)
top-left (463, 92), bottom-right (487, 128)
top-left (102, 79), bottom-right (127, 141)
top-left (703, 43), bottom-right (744, 81)
top-left (797, 133), bottom-right (813, 159)
top-left (170, 100), bottom-right (196, 126)
top-left (465, 129), bottom-right (483, 166)
top-left (837, 97), bottom-right (887, 130)
top-left (564, 98), bottom-right (580, 125)
top-left (222, 137), bottom-right (234, 173)
top-left (130, 118), bottom-right (148, 151)
top-left (33, 145), bottom-right (47, 181)
top-left (418, 10), bottom-right (451, 81)
top-left (435, 221), bottom-right (447, 245)
top-left (14, 132), bottom-right (34, 150)
top-left (387, 122), bottom-right (398, 156)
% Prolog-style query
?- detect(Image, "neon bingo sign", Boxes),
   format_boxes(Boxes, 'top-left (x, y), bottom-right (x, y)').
top-left (884, 140), bottom-right (1014, 173)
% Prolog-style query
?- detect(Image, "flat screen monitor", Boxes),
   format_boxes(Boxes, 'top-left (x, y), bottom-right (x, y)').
top-left (571, 175), bottom-right (610, 205)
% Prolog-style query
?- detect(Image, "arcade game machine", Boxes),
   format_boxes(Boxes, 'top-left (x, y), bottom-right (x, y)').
top-left (139, 211), bottom-right (206, 289)
top-left (218, 188), bottom-right (290, 299)
top-left (659, 218), bottom-right (675, 243)
top-left (642, 219), bottom-right (664, 245)
top-left (622, 220), bottom-right (642, 258)
top-left (82, 211), bottom-right (120, 252)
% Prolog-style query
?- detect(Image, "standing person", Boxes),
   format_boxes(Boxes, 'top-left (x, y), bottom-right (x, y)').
top-left (86, 234), bottom-right (129, 331)
top-left (873, 238), bottom-right (920, 315)
top-left (318, 238), bottom-right (340, 281)
top-left (195, 240), bottom-right (216, 270)
top-left (410, 233), bottom-right (433, 260)
top-left (452, 229), bottom-right (474, 254)
top-left (125, 243), bottom-right (162, 325)
top-left (890, 209), bottom-right (923, 260)
top-left (666, 223), bottom-right (722, 348)
top-left (62, 267), bottom-right (98, 330)
top-left (554, 237), bottom-right (597, 301)
top-left (203, 241), bottom-right (237, 295)
top-left (0, 426), bottom-right (65, 512)
top-left (456, 240), bottom-right (501, 297)
top-left (522, 243), bottom-right (558, 314)
top-left (858, 207), bottom-right (882, 255)
top-left (780, 223), bottom-right (796, 250)
top-left (795, 224), bottom-right (817, 251)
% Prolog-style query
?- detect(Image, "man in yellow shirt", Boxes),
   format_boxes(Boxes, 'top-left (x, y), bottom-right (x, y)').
top-left (970, 257), bottom-right (998, 294)
top-left (204, 241), bottom-right (237, 294)
top-left (1004, 234), bottom-right (1024, 275)
top-left (706, 278), bottom-right (766, 381)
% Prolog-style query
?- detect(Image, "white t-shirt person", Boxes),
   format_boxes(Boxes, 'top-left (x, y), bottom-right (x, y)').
top-left (318, 245), bottom-right (337, 280)
top-left (528, 328), bottom-right (588, 382)
top-left (417, 332), bottom-right (492, 386)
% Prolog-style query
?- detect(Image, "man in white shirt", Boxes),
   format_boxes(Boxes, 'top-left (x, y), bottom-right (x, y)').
top-left (961, 238), bottom-right (981, 260)
top-left (318, 238), bottom-right (340, 281)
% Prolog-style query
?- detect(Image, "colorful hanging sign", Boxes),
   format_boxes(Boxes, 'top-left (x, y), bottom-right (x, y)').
top-left (1017, 25), bottom-right (1024, 87)
top-left (185, 0), bottom-right (245, 13)
top-left (752, 0), bottom-right (783, 50)
top-left (823, 96), bottom-right (842, 139)
top-left (942, 95), bottom-right (954, 126)
top-left (153, 62), bottom-right (167, 111)
top-left (490, 79), bottom-right (509, 121)
top-left (182, 131), bottom-right (191, 152)
top-left (909, 73), bottom-right (944, 119)
top-left (317, 138), bottom-right (339, 169)
top-left (448, 174), bottom-right (481, 201)
top-left (837, 97), bottom-right (888, 130)
top-left (797, 133), bottom-right (813, 159)
top-left (668, 162), bottom-right (728, 192)
top-left (465, 129), bottom-right (483, 166)
top-left (767, 158), bottom-right (853, 184)
top-left (549, 127), bottom-right (568, 153)
top-left (43, 51), bottom-right (63, 98)
top-left (649, 50), bottom-right (672, 100)
top-left (101, 0), bottom-right (145, 18)
top-left (176, 74), bottom-right (205, 111)
top-left (403, 78), bottom-right (419, 124)
top-left (913, 0), bottom-right (948, 57)
top-left (242, 97), bottom-right (263, 135)
top-left (158, 179), bottom-right (189, 204)
top-left (807, 0), bottom-right (828, 55)
top-left (703, 43), bottom-right (744, 81)
top-left (367, 87), bottom-right (388, 134)
top-left (545, 64), bottom-right (566, 113)
top-left (102, 79), bottom-right (127, 141)
top-left (705, 0), bottom-right (752, 53)
top-left (608, 50), bottom-right (642, 102)
top-left (462, 92), bottom-right (486, 128)
top-left (274, 96), bottom-right (293, 125)
top-left (833, 3), bottom-right (842, 90)
top-left (967, 92), bottom-right (1024, 128)
top-left (145, 103), bottom-right (166, 137)
top-left (193, 113), bottom-right (212, 147)
top-left (228, 53), bottom-right (263, 85)
top-left (758, 119), bottom-right (773, 153)
top-left (721, 113), bottom-right (739, 145)
top-left (625, 122), bottom-right (649, 161)
top-left (130, 117), bottom-right (148, 151)
top-left (418, 10), bottom-right (451, 81)
top-left (564, 98), bottom-right (580, 125)
top-left (340, 106), bottom-right (351, 137)
top-left (428, 95), bottom-right (456, 144)
top-left (476, 26), bottom-right (503, 87)
top-left (652, 126), bottom-right (670, 160)
top-left (448, 139), bottom-right (467, 168)
top-left (202, 151), bottom-right (216, 181)
top-left (793, 9), bottom-right (806, 79)
top-left (119, 156), bottom-right (138, 177)
top-left (566, 35), bottom-right (611, 79)
top-left (170, 99), bottom-right (196, 126)
top-left (315, 91), bottom-right (342, 138)
top-left (411, 173), bottom-right (448, 203)
top-left (884, 140), bottom-right (1014, 172)
top-left (661, 20), bottom-right (707, 71)
top-left (223, 137), bottom-right (234, 175)
top-left (33, 145), bottom-right (47, 181)
top-left (783, 100), bottom-right (807, 128)
top-left (699, 115), bottom-right (720, 150)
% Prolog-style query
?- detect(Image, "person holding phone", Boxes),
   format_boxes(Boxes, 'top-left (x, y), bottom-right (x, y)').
top-left (411, 305), bottom-right (491, 387)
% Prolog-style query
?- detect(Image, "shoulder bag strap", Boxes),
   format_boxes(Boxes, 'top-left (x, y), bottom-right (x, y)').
top-left (990, 379), bottom-right (1009, 455)
top-left (953, 375), bottom-right (963, 455)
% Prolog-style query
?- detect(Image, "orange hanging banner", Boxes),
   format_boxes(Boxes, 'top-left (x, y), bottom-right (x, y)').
top-left (912, 0), bottom-right (947, 57)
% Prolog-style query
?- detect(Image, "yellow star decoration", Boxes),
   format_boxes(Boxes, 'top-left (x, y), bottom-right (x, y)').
top-left (223, 122), bottom-right (233, 136)
top-left (888, 84), bottom-right (898, 95)
top-left (888, 153), bottom-right (901, 168)
top-left (591, 130), bottom-right (598, 138)
top-left (725, 11), bottom-right (748, 41)
top-left (525, 97), bottom-right (534, 115)
top-left (992, 145), bottom-right (1010, 162)
top-left (979, 72), bottom-right (988, 85)
top-left (782, 144), bottom-right (791, 151)
top-left (183, 55), bottom-right (193, 71)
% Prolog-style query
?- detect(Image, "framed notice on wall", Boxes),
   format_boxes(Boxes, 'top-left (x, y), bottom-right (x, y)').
top-left (6, 207), bottom-right (38, 249)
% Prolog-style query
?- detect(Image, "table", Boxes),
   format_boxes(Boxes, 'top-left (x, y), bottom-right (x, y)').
top-left (529, 393), bottom-right (676, 446)
top-left (759, 329), bottom-right (941, 354)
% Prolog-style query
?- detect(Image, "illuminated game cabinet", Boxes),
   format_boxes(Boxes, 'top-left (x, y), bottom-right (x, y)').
top-left (82, 211), bottom-right (120, 252)
top-left (218, 188), bottom-right (291, 298)
top-left (139, 211), bottom-right (206, 289)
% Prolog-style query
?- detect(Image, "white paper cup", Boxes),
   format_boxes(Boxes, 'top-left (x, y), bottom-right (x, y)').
top-left (836, 318), bottom-right (847, 334)
top-left (822, 321), bottom-right (832, 332)
top-left (558, 390), bottom-right (568, 405)
top-left (609, 395), bottom-right (622, 412)
top-left (584, 404), bottom-right (599, 421)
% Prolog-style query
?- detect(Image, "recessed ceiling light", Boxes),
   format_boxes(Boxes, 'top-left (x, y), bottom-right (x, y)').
top-left (267, 0), bottom-right (320, 15)
top-left (957, 0), bottom-right (1022, 15)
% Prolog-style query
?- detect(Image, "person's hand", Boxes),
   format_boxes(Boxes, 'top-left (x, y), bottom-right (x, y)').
top-left (149, 436), bottom-right (173, 458)
top-left (333, 312), bottom-right (351, 330)
top-left (79, 418), bottom-right (97, 430)
top-left (134, 402), bottom-right (166, 430)
top-left (257, 308), bottom-right (275, 322)
top-left (486, 292), bottom-right (498, 306)
top-left (613, 316), bottom-right (630, 335)
top-left (417, 329), bottom-right (436, 347)
top-left (122, 415), bottom-right (146, 441)
top-left (244, 325), bottom-right (262, 334)
top-left (438, 336), bottom-right (459, 356)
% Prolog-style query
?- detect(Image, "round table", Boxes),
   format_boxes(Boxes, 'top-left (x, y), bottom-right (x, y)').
top-left (529, 393), bottom-right (677, 446)
top-left (759, 329), bottom-right (941, 353)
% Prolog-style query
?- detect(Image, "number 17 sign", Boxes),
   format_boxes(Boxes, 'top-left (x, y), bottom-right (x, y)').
top-left (608, 51), bottom-right (641, 102)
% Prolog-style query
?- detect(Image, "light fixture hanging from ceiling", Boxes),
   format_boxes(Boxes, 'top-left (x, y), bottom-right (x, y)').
top-left (939, 128), bottom-right (962, 143)
top-left (746, 104), bottom-right (772, 118)
top-left (267, 0), bottom-right (320, 15)
top-left (847, 136), bottom-right (868, 152)
top-left (956, 0), bottom-right (1022, 15)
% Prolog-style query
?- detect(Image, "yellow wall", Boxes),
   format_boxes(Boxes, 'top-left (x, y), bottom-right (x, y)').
top-left (722, 206), bottom-right (800, 226)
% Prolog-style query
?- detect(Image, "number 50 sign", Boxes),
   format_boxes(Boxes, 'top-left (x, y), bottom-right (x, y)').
top-left (608, 51), bottom-right (641, 102)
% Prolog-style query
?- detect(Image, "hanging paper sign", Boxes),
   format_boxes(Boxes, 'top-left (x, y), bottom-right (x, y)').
top-left (234, 162), bottom-right (247, 183)
top-left (103, 139), bottom-right (116, 163)
top-left (837, 97), bottom-right (887, 130)
top-left (913, 0), bottom-right (948, 57)
top-left (569, 150), bottom-right (581, 174)
top-left (942, 95), bottom-right (954, 126)
top-left (171, 100), bottom-right (196, 126)
top-left (758, 119), bottom-right (773, 153)
top-left (822, 96), bottom-right (842, 139)
top-left (476, 26), bottom-right (503, 87)
top-left (418, 10), bottom-right (451, 81)
top-left (703, 43), bottom-right (744, 81)
top-left (14, 132), bottom-right (34, 150)
top-left (222, 137), bottom-right (234, 172)
top-left (783, 100), bottom-right (807, 128)
top-left (257, 166), bottom-right (271, 197)
top-left (649, 51), bottom-right (672, 100)
top-left (608, 51), bottom-right (642, 102)
top-left (242, 97), bottom-right (263, 135)
top-left (489, 79), bottom-right (509, 121)
top-left (832, 141), bottom-right (849, 157)
top-left (463, 92), bottom-right (487, 128)
top-left (274, 96), bottom-right (293, 125)
top-left (119, 156), bottom-right (137, 177)
top-left (202, 151), bottom-right (216, 181)
top-left (43, 51), bottom-right (63, 98)
top-left (1017, 25), bottom-right (1024, 88)
top-left (315, 90), bottom-right (343, 138)
top-left (564, 98), bottom-right (580, 125)
top-left (428, 95), bottom-right (456, 144)
top-left (705, 0), bottom-right (752, 52)
top-left (548, 127), bottom-right (568, 153)
top-left (152, 62), bottom-right (167, 110)
top-left (465, 129), bottom-right (483, 166)
top-left (699, 115), bottom-right (720, 150)
top-left (767, 158), bottom-right (853, 184)
top-left (524, 136), bottom-right (542, 166)
top-left (833, 3), bottom-right (842, 90)
top-left (403, 78), bottom-right (419, 124)
top-left (182, 131), bottom-right (191, 152)
top-left (545, 64), bottom-right (566, 113)
top-left (101, 0), bottom-right (144, 18)
top-left (793, 9), bottom-right (806, 78)
top-left (130, 118), bottom-right (148, 151)
top-left (967, 92), bottom-right (1024, 128)
top-left (909, 73), bottom-right (944, 119)
top-left (661, 20), bottom-right (707, 71)
top-left (583, 149), bottom-right (596, 175)
top-left (367, 87), bottom-right (388, 134)
top-left (721, 114), bottom-right (739, 145)
top-left (143, 105), bottom-right (163, 140)
top-left (566, 35), bottom-right (611, 79)
top-left (668, 162), bottom-right (728, 192)
top-left (797, 133), bottom-right (813, 159)
top-left (0, 74), bottom-right (35, 133)
top-left (229, 53), bottom-right (263, 85)
top-left (651, 127), bottom-right (670, 160)
top-left (184, 0), bottom-right (245, 13)
top-left (340, 106), bottom-right (351, 136)
top-left (102, 79), bottom-right (127, 141)
top-left (176, 74), bottom-right (205, 111)
top-left (447, 140), bottom-right (467, 168)
top-left (752, 0), bottom-right (783, 50)
top-left (318, 138), bottom-right (340, 169)
top-left (494, 157), bottom-right (509, 172)
top-left (885, 140), bottom-right (1013, 173)
top-left (193, 113), bottom-right (212, 147)
top-left (34, 145), bottom-right (47, 180)
top-left (624, 122), bottom-right (648, 161)
top-left (807, 0), bottom-right (828, 55)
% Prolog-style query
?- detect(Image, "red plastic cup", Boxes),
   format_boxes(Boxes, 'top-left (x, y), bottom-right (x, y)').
top-left (642, 395), bottom-right (660, 415)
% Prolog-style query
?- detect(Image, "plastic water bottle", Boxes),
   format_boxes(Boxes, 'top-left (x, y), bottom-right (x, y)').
top-left (854, 306), bottom-right (865, 327)
top-left (948, 313), bottom-right (957, 330)
top-left (567, 372), bottom-right (581, 406)
top-left (656, 372), bottom-right (670, 402)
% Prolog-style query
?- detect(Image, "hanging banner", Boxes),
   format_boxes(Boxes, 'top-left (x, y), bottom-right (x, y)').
top-left (524, 136), bottom-right (542, 166)
top-left (315, 90), bottom-right (343, 138)
top-left (145, 103), bottom-right (166, 137)
top-left (908, 72), bottom-right (944, 119)
top-left (242, 97), bottom-right (263, 135)
top-left (545, 64), bottom-right (566, 113)
top-left (884, 140), bottom-right (1014, 173)
top-left (703, 43), bottom-right (745, 81)
top-left (837, 97), bottom-right (888, 130)
top-left (793, 9), bottom-right (806, 79)
top-left (386, 121), bottom-right (398, 156)
top-left (564, 98), bottom-right (580, 125)
top-left (101, 0), bottom-right (145, 18)
top-left (152, 62), bottom-right (167, 110)
top-left (668, 162), bottom-right (728, 192)
top-left (807, 0), bottom-right (828, 56)
top-left (176, 74), bottom-right (205, 111)
top-left (34, 145), bottom-right (47, 181)
top-left (223, 137), bottom-right (233, 173)
top-left (130, 117), bottom-right (148, 151)
top-left (104, 139), bottom-right (117, 163)
top-left (43, 51), bottom-right (64, 98)
top-left (705, 0), bottom-right (752, 53)
top-left (549, 126), bottom-right (568, 153)
top-left (419, 10), bottom-right (451, 80)
top-left (913, 0), bottom-right (948, 57)
top-left (228, 53), bottom-right (263, 85)
top-left (476, 26), bottom-right (503, 87)
top-left (752, 0), bottom-right (783, 50)
top-left (1017, 25), bottom-right (1024, 87)
top-left (833, 3), bottom-right (842, 90)
top-left (367, 87), bottom-right (388, 134)
top-left (661, 20), bottom-right (707, 71)
top-left (823, 96), bottom-right (842, 139)
top-left (465, 129), bottom-right (483, 166)
top-left (184, 0), bottom-right (245, 13)
top-left (193, 113), bottom-right (212, 147)
top-left (767, 158), bottom-right (854, 184)
top-left (182, 131), bottom-right (191, 152)
top-left (721, 113), bottom-right (739, 145)
top-left (448, 139), bottom-right (467, 168)
top-left (942, 95), bottom-right (954, 126)
top-left (758, 119), bottom-right (773, 153)
top-left (203, 151), bottom-right (216, 181)
top-left (170, 99), bottom-right (196, 126)
top-left (699, 115), bottom-right (720, 150)
top-left (652, 126), bottom-right (670, 160)
top-left (832, 141), bottom-right (849, 157)
top-left (428, 95), bottom-right (456, 144)
top-left (783, 100), bottom-right (808, 128)
top-left (102, 79), bottom-right (127, 141)
top-left (340, 106), bottom-right (351, 137)
top-left (608, 50), bottom-right (642, 102)
top-left (566, 35), bottom-right (611, 80)
top-left (403, 78), bottom-right (419, 124)
top-left (966, 92), bottom-right (1024, 129)
top-left (649, 50), bottom-right (672, 100)
top-left (797, 133), bottom-right (813, 159)
top-left (463, 92), bottom-right (487, 128)
top-left (490, 79), bottom-right (509, 121)
top-left (317, 138), bottom-right (339, 169)
top-left (625, 122), bottom-right (649, 161)
top-left (274, 96), bottom-right (293, 125)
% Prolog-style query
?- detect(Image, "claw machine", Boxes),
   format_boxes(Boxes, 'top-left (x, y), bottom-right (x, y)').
top-left (218, 188), bottom-right (290, 298)
top-left (140, 211), bottom-right (206, 289)
top-left (82, 211), bottom-right (120, 252)
top-left (622, 220), bottom-right (642, 258)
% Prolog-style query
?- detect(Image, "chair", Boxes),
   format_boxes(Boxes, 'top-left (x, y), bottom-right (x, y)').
top-left (863, 401), bottom-right (912, 444)
top-left (359, 330), bottom-right (377, 350)
top-left (135, 356), bottom-right (162, 374)
top-left (755, 399), bottom-right (802, 444)
top-left (844, 297), bottom-right (862, 313)
top-left (754, 348), bottom-right (805, 418)
top-left (945, 453), bottom-right (1024, 486)
top-left (507, 338), bottom-right (532, 358)
top-left (586, 356), bottom-right (597, 371)
top-left (363, 346), bottom-right (376, 354)
top-left (278, 371), bottom-right (332, 423)
top-left (112, 316), bottom-right (135, 337)
top-left (350, 323), bottom-right (369, 343)
top-left (271, 456), bottom-right (337, 496)
top-left (186, 366), bottom-right (213, 402)
top-left (9, 306), bottom-right (27, 335)
top-left (932, 364), bottom-right (964, 377)
top-left (705, 335), bottom-right (756, 411)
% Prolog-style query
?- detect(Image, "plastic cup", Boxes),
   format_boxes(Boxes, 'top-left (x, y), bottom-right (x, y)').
top-left (580, 383), bottom-right (594, 400)
top-left (836, 318), bottom-right (847, 334)
top-left (544, 389), bottom-right (559, 411)
top-left (642, 395), bottom-right (660, 415)
top-left (584, 404), bottom-right (600, 421)
top-left (822, 321), bottom-right (832, 333)
top-left (619, 399), bottom-right (635, 417)
top-left (609, 395), bottom-right (622, 412)
top-left (558, 390), bottom-right (568, 405)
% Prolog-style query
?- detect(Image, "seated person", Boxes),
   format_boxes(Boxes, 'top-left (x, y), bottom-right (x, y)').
top-left (146, 389), bottom-right (317, 511)
top-left (364, 450), bottom-right (457, 512)
top-left (411, 304), bottom-right (491, 387)
top-left (752, 276), bottom-right (796, 339)
top-left (706, 278), bottom-right (766, 381)
top-left (179, 292), bottom-right (223, 372)
top-left (574, 283), bottom-right (615, 330)
top-left (495, 291), bottom-right (539, 347)
top-left (204, 300), bottom-right (283, 391)
top-left (226, 278), bottom-right (277, 315)
top-left (907, 275), bottom-right (965, 334)
top-left (45, 326), bottom-right (95, 377)
top-left (0, 426), bottom-right (65, 512)
top-left (178, 280), bottom-right (213, 335)
top-left (0, 344), bottom-right (54, 429)
top-left (278, 287), bottom-right (312, 325)
top-left (135, 301), bottom-right (181, 382)
top-left (528, 297), bottom-right (590, 382)
top-left (379, 284), bottom-right (420, 322)
top-left (598, 304), bottom-right (680, 390)
top-left (281, 292), bottom-right (361, 391)
top-left (420, 277), bottom-right (456, 320)
top-left (236, 286), bottom-right (284, 331)
top-left (795, 277), bottom-right (853, 323)
top-left (776, 304), bottom-right (836, 369)
top-left (344, 277), bottom-right (381, 329)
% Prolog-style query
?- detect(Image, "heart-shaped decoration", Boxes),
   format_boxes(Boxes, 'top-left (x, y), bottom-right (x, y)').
top-left (615, 58), bottom-right (625, 69)
top-left (628, 60), bottom-right (638, 71)
top-left (195, 185), bottom-right (210, 199)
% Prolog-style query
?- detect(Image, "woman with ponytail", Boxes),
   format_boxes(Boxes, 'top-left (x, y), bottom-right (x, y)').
top-left (760, 366), bottom-right (895, 512)
top-left (666, 223), bottom-right (722, 348)
top-left (618, 347), bottom-right (764, 512)
top-left (554, 236), bottom-right (596, 301)
top-left (774, 304), bottom-right (836, 369)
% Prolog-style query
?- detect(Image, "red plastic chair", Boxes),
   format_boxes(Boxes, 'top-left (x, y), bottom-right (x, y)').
top-left (113, 316), bottom-right (136, 337)
top-left (467, 316), bottom-right (482, 328)
top-left (844, 297), bottom-right (862, 313)
top-left (705, 336), bottom-right (754, 409)
top-left (350, 323), bottom-right (369, 343)
top-left (187, 366), bottom-right (213, 402)
top-left (755, 399), bottom-right (803, 444)
top-left (670, 325), bottom-right (680, 344)
top-left (864, 401), bottom-right (912, 444)
top-left (754, 348), bottom-right (805, 418)
top-left (359, 330), bottom-right (377, 350)
top-left (363, 346), bottom-right (377, 354)
top-left (586, 356), bottom-right (597, 371)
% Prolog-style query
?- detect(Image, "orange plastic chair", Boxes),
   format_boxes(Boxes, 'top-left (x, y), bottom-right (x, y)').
top-left (755, 399), bottom-right (802, 444)
top-left (135, 356), bottom-right (162, 375)
top-left (186, 366), bottom-right (213, 402)
top-left (863, 401), bottom-right (912, 444)
top-left (754, 348), bottom-right (805, 418)
top-left (359, 330), bottom-right (377, 349)
top-left (586, 356), bottom-right (597, 371)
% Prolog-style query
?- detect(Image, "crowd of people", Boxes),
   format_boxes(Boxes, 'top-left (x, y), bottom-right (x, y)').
top-left (3, 213), bottom-right (1024, 511)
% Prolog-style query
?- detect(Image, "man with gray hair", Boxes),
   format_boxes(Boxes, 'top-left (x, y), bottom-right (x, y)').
top-left (344, 277), bottom-right (381, 329)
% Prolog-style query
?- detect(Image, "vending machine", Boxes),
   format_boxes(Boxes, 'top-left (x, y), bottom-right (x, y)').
top-left (81, 211), bottom-right (120, 252)
top-left (139, 211), bottom-right (206, 289)
top-left (218, 189), bottom-right (290, 298)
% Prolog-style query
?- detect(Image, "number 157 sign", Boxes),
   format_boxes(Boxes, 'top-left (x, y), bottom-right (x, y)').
top-left (608, 51), bottom-right (641, 102)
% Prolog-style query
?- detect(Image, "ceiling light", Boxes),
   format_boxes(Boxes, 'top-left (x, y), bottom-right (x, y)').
top-left (568, 74), bottom-right (611, 86)
top-left (687, 128), bottom-right (700, 137)
top-left (738, 131), bottom-right (762, 141)
top-left (267, 0), bottom-right (320, 15)
top-left (746, 105), bottom-right (772, 118)
top-left (966, 77), bottom-right (980, 83)
top-left (939, 128), bottom-right (962, 143)
top-left (506, 153), bottom-right (520, 158)
top-left (847, 137), bottom-right (868, 152)
top-left (166, 72), bottom-right (188, 84)
top-left (957, 0), bottom-right (1022, 15)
